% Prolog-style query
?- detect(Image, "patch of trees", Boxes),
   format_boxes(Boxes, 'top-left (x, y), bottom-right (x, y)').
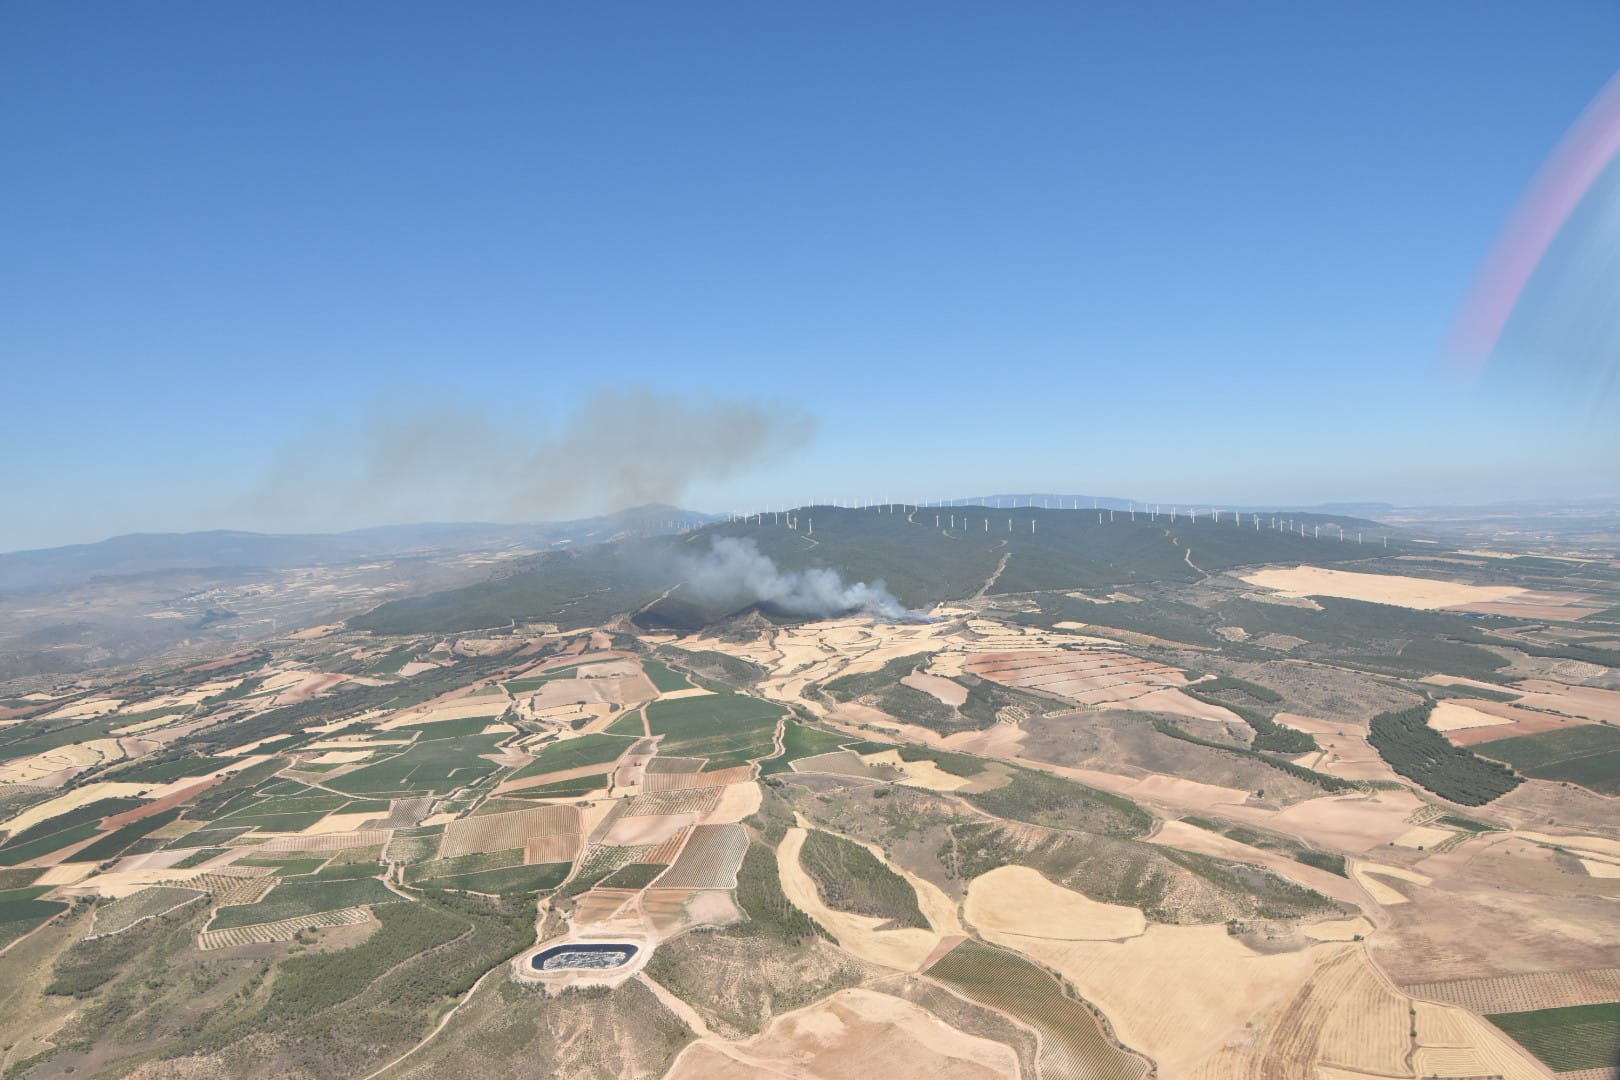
top-left (1367, 701), bottom-right (1521, 806)
top-left (1150, 718), bottom-right (1355, 792)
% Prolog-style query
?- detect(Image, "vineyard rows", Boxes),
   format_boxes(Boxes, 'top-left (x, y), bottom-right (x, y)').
top-left (196, 906), bottom-right (370, 950)
top-left (1408, 967), bottom-right (1620, 1014)
top-left (649, 824), bottom-right (746, 889)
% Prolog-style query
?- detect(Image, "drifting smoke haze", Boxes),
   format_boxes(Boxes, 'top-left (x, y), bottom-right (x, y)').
top-left (228, 390), bottom-right (814, 533)
top-left (677, 537), bottom-right (907, 619)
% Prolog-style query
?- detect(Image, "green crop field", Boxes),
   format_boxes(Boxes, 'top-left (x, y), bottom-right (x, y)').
top-left (760, 720), bottom-right (852, 775)
top-left (111, 755), bottom-right (234, 783)
top-left (645, 693), bottom-right (783, 769)
top-left (325, 735), bottom-right (505, 795)
top-left (642, 659), bottom-right (692, 692)
top-left (1475, 725), bottom-right (1620, 795)
top-left (927, 939), bottom-right (1148, 1080)
top-left (508, 733), bottom-right (635, 781)
top-left (0, 886), bottom-right (69, 949)
top-left (422, 862), bottom-right (571, 895)
top-left (1487, 1003), bottom-right (1620, 1072)
top-left (209, 876), bottom-right (400, 929)
top-left (394, 716), bottom-right (502, 740)
top-left (69, 807), bottom-right (182, 863)
top-left (599, 862), bottom-right (666, 889)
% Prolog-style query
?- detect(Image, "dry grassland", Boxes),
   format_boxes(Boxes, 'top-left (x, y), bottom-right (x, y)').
top-left (666, 987), bottom-right (1018, 1080)
top-left (1147, 821), bottom-right (1365, 906)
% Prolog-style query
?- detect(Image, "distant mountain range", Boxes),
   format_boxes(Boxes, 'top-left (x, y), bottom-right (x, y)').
top-left (0, 506), bottom-right (718, 594)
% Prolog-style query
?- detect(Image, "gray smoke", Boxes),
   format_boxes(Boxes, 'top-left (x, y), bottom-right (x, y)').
top-left (678, 537), bottom-right (906, 619)
top-left (228, 389), bottom-right (814, 532)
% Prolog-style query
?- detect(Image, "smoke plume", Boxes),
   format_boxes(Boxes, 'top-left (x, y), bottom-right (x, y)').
top-left (229, 389), bottom-right (814, 532)
top-left (677, 537), bottom-right (906, 619)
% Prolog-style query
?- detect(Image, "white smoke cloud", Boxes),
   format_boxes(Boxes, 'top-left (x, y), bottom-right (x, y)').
top-left (677, 537), bottom-right (906, 619)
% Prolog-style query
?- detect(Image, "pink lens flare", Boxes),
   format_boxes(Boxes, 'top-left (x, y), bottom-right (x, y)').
top-left (1446, 72), bottom-right (1620, 378)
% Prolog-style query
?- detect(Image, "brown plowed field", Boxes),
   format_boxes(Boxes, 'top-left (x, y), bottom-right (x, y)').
top-left (621, 789), bottom-right (722, 817)
top-left (643, 765), bottom-right (753, 791)
top-left (524, 833), bottom-right (583, 864)
top-left (101, 775), bottom-right (225, 829)
top-left (439, 805), bottom-right (579, 858)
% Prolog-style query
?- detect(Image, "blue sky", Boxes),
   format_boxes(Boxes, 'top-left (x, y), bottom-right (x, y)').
top-left (3, 3), bottom-right (1616, 551)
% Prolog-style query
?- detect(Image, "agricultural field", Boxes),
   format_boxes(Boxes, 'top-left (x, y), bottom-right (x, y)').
top-left (0, 508), bottom-right (1616, 1077)
top-left (1486, 1003), bottom-right (1620, 1072)
top-left (927, 939), bottom-right (1148, 1080)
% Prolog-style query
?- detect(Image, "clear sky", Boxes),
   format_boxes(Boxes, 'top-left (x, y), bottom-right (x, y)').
top-left (4, 3), bottom-right (1617, 551)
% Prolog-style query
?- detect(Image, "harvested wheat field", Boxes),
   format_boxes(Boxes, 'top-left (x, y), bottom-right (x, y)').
top-left (965, 865), bottom-right (1146, 941)
top-left (1506, 679), bottom-right (1620, 724)
top-left (640, 886), bottom-right (743, 939)
top-left (1188, 943), bottom-right (1411, 1079)
top-left (1241, 566), bottom-right (1529, 610)
top-left (1429, 700), bottom-right (1517, 731)
top-left (666, 987), bottom-right (1018, 1080)
top-left (1351, 861), bottom-right (1432, 905)
top-left (973, 915), bottom-right (1312, 1075)
top-left (1411, 1002), bottom-right (1548, 1080)
top-left (0, 739), bottom-right (126, 785)
top-left (439, 805), bottom-right (579, 858)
